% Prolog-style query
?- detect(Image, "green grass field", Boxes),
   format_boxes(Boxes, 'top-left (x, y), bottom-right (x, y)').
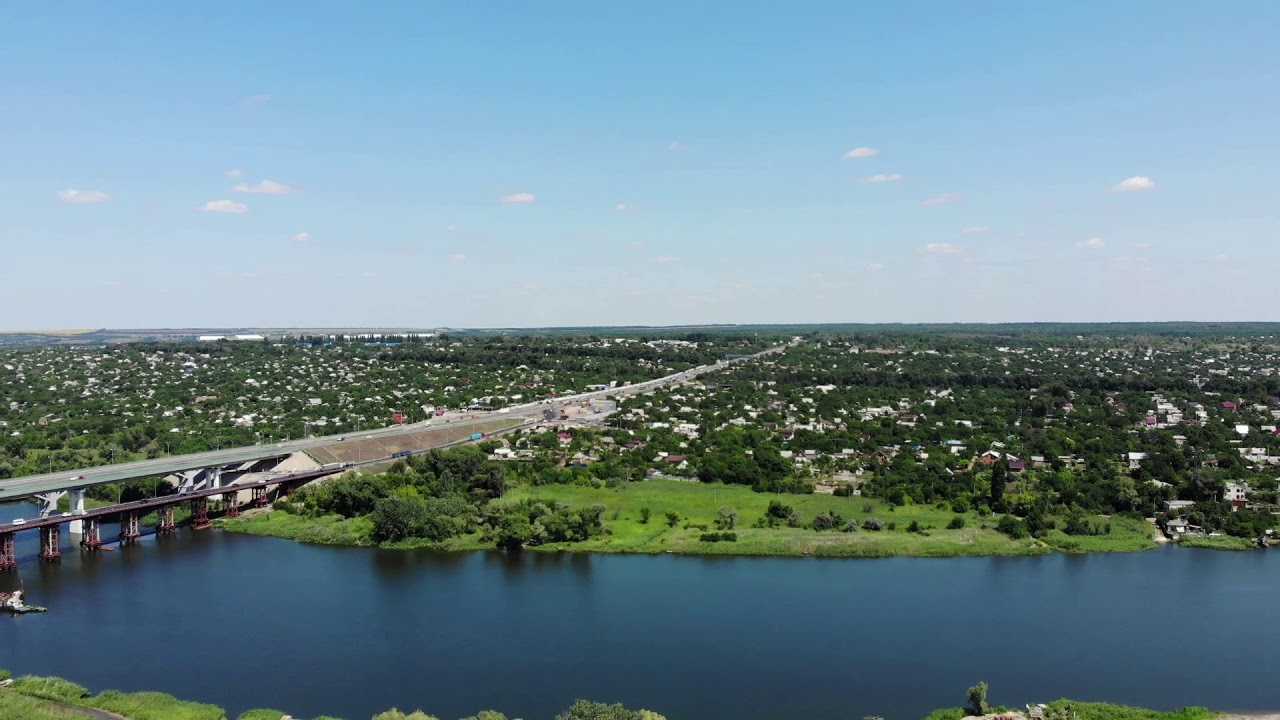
top-left (494, 480), bottom-right (1157, 557)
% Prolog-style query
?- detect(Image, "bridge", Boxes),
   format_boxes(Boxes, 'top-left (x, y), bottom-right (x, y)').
top-left (0, 467), bottom-right (338, 569)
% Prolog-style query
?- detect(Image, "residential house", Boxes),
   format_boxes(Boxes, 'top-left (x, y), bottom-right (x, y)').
top-left (1224, 482), bottom-right (1249, 508)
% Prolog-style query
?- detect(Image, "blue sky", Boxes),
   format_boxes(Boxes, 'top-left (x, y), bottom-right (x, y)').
top-left (2, 1), bottom-right (1278, 329)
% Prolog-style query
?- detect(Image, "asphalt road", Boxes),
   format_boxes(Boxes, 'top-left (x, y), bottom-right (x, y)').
top-left (0, 341), bottom-right (793, 502)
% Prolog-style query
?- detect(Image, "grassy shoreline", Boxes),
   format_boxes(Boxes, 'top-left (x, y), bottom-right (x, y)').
top-left (1, 668), bottom-right (1262, 720)
top-left (221, 479), bottom-right (1162, 558)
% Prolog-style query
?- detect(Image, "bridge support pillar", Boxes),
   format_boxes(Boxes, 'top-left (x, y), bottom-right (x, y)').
top-left (39, 525), bottom-right (61, 561)
top-left (191, 498), bottom-right (210, 529)
top-left (208, 466), bottom-right (223, 490)
top-left (35, 491), bottom-right (67, 518)
top-left (0, 533), bottom-right (16, 569)
top-left (80, 518), bottom-right (103, 549)
top-left (222, 492), bottom-right (240, 517)
top-left (252, 486), bottom-right (268, 508)
top-left (120, 512), bottom-right (140, 542)
top-left (157, 506), bottom-right (176, 533)
top-left (68, 489), bottom-right (86, 535)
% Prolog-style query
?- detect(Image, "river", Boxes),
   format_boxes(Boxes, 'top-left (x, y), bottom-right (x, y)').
top-left (2, 500), bottom-right (1279, 720)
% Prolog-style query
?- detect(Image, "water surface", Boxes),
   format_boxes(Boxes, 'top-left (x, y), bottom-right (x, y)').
top-left (2, 501), bottom-right (1278, 720)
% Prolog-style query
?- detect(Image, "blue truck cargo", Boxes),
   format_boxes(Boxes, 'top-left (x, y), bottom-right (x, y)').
top-left (470, 432), bottom-right (483, 441)
top-left (392, 450), bottom-right (412, 458)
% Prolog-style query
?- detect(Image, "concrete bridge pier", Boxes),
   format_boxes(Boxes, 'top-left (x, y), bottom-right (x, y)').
top-left (120, 513), bottom-right (141, 542)
top-left (176, 466), bottom-right (224, 494)
top-left (35, 491), bottom-right (66, 518)
top-left (68, 489), bottom-right (85, 535)
top-left (0, 533), bottom-right (16, 569)
top-left (80, 518), bottom-right (103, 549)
top-left (39, 525), bottom-right (61, 561)
top-left (157, 506), bottom-right (176, 533)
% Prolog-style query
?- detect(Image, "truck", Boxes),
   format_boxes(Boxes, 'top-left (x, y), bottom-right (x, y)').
top-left (391, 450), bottom-right (412, 459)
top-left (469, 432), bottom-right (483, 441)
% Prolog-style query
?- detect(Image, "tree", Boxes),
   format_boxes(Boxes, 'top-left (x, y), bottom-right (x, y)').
top-left (966, 682), bottom-right (989, 716)
top-left (372, 710), bottom-right (439, 720)
top-left (665, 510), bottom-right (680, 527)
top-left (990, 460), bottom-right (1007, 511)
top-left (370, 494), bottom-right (427, 542)
top-left (640, 507), bottom-right (651, 524)
top-left (556, 700), bottom-right (666, 720)
top-left (716, 505), bottom-right (738, 530)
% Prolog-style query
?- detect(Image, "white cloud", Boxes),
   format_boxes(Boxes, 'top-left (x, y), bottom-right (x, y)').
top-left (865, 263), bottom-right (884, 272)
top-left (241, 94), bottom-right (271, 106)
top-left (1214, 254), bottom-right (1229, 263)
top-left (1134, 242), bottom-right (1152, 250)
top-left (922, 243), bottom-right (964, 255)
top-left (501, 192), bottom-right (535, 204)
top-left (1112, 176), bottom-right (1155, 192)
top-left (225, 169), bottom-right (242, 178)
top-left (654, 255), bottom-right (680, 265)
top-left (519, 282), bottom-right (542, 296)
top-left (449, 253), bottom-right (466, 262)
top-left (103, 280), bottom-right (123, 288)
top-left (361, 271), bottom-right (377, 278)
top-left (199, 199), bottom-right (249, 214)
top-left (861, 174), bottom-right (903, 183)
top-left (960, 226), bottom-right (990, 235)
top-left (615, 203), bottom-right (635, 212)
top-left (842, 147), bottom-right (878, 159)
top-left (56, 188), bottom-right (110, 204)
top-left (810, 272), bottom-right (825, 281)
top-left (1076, 237), bottom-right (1106, 249)
top-left (668, 141), bottom-right (688, 151)
top-left (921, 192), bottom-right (963, 206)
top-left (293, 232), bottom-right (312, 242)
top-left (446, 224), bottom-right (457, 232)
top-left (233, 179), bottom-right (294, 195)
top-left (627, 241), bottom-right (646, 251)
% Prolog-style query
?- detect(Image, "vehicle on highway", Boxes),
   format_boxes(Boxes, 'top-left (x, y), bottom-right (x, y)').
top-left (338, 437), bottom-right (346, 441)
top-left (11, 519), bottom-right (26, 526)
top-left (61, 512), bottom-right (71, 517)
top-left (71, 475), bottom-right (85, 481)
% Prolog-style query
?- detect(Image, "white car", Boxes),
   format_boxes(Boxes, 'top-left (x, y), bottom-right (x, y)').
top-left (61, 512), bottom-right (72, 518)
top-left (11, 518), bottom-right (26, 525)
top-left (71, 475), bottom-right (85, 481)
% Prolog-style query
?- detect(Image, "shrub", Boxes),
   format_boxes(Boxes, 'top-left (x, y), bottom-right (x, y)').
top-left (947, 516), bottom-right (966, 530)
top-left (951, 497), bottom-right (970, 514)
top-left (996, 515), bottom-right (1029, 538)
top-left (862, 517), bottom-right (884, 531)
top-left (639, 507), bottom-right (651, 524)
top-left (0, 669), bottom-right (9, 681)
top-left (862, 502), bottom-right (874, 513)
top-left (699, 531), bottom-right (737, 543)
top-left (907, 520), bottom-right (922, 533)
top-left (842, 520), bottom-right (860, 533)
top-left (665, 510), bottom-right (680, 527)
top-left (887, 522), bottom-right (897, 531)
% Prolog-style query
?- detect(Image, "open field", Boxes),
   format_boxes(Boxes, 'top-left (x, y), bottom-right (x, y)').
top-left (494, 480), bottom-right (1157, 557)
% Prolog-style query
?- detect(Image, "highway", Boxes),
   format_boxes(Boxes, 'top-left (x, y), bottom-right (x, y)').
top-left (0, 340), bottom-right (793, 502)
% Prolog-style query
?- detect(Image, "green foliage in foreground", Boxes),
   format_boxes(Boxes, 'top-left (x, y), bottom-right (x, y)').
top-left (89, 690), bottom-right (223, 720)
top-left (1177, 535), bottom-right (1256, 551)
top-left (0, 670), bottom-right (668, 720)
top-left (1043, 699), bottom-right (1217, 720)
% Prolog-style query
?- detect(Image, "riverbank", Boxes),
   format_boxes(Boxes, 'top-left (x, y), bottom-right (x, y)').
top-left (221, 478), bottom-right (1160, 558)
top-left (6, 668), bottom-right (1277, 720)
top-left (0, 668), bottom-right (661, 720)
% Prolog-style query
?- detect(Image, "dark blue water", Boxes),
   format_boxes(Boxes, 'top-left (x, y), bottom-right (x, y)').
top-left (2, 500), bottom-right (1279, 720)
